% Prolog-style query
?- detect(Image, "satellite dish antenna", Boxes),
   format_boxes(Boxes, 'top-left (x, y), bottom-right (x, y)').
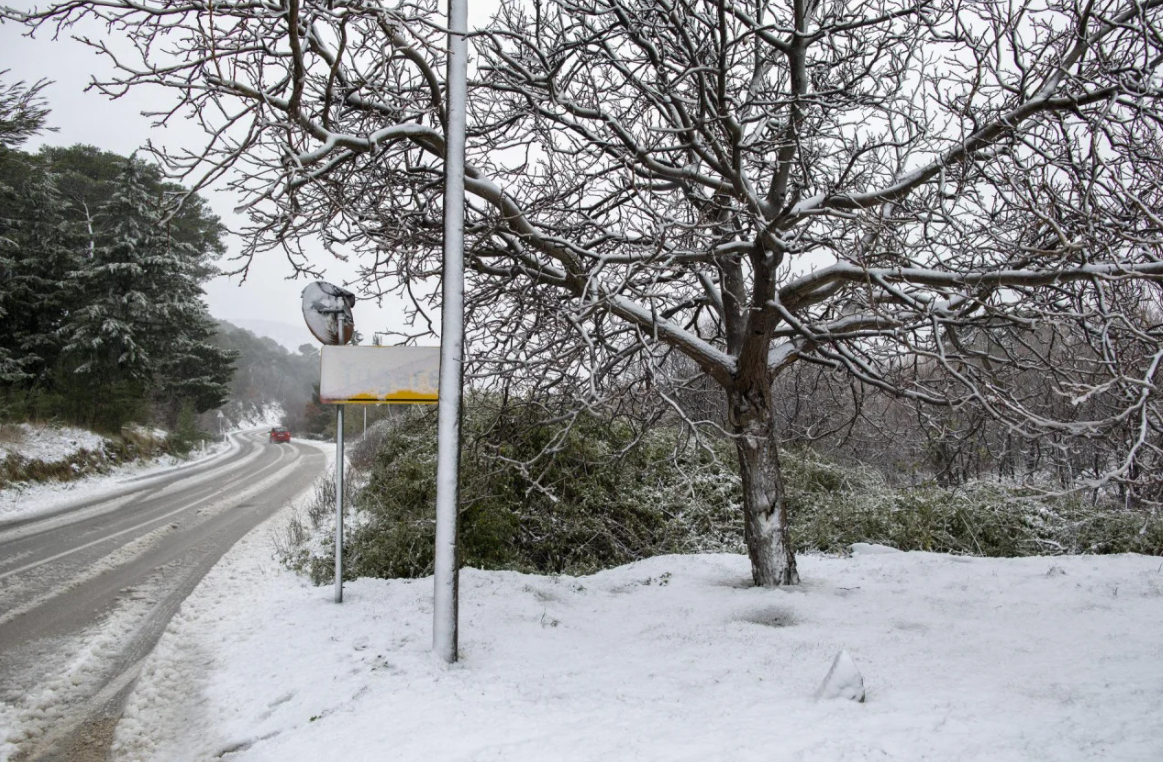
top-left (302, 281), bottom-right (356, 345)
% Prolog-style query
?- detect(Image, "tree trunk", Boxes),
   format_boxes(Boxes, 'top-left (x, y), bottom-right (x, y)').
top-left (729, 385), bottom-right (799, 587)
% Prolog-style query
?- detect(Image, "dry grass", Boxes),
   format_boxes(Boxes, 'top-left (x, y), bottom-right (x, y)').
top-left (0, 429), bottom-right (165, 489)
top-left (0, 423), bottom-right (27, 445)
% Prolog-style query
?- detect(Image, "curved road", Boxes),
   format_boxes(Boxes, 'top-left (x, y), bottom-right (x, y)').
top-left (0, 432), bottom-right (328, 762)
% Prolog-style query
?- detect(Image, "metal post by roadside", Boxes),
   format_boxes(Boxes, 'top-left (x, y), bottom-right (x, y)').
top-left (433, 0), bottom-right (468, 664)
top-left (300, 280), bottom-right (355, 606)
top-left (335, 313), bottom-right (345, 604)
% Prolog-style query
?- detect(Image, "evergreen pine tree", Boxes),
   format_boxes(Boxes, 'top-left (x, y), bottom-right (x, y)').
top-left (57, 156), bottom-right (236, 429)
top-left (0, 156), bottom-right (78, 388)
top-left (0, 76), bottom-right (75, 408)
top-left (146, 232), bottom-right (236, 424)
top-left (0, 74), bottom-right (52, 149)
top-left (58, 158), bottom-right (161, 426)
top-left (2, 76), bottom-right (235, 430)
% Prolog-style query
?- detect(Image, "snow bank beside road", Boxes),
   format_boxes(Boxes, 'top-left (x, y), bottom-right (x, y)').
top-left (0, 434), bottom-right (234, 523)
top-left (112, 537), bottom-right (1163, 760)
top-left (0, 423), bottom-right (106, 465)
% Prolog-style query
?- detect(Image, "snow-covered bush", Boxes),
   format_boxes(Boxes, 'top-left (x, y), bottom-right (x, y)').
top-left (272, 468), bottom-right (353, 575)
top-left (278, 407), bottom-right (1163, 584)
top-left (0, 422), bottom-right (176, 488)
top-left (784, 448), bottom-right (1163, 557)
top-left (284, 402), bottom-right (743, 583)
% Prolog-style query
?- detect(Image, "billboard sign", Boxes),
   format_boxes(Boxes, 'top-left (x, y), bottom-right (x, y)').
top-left (319, 346), bottom-right (440, 404)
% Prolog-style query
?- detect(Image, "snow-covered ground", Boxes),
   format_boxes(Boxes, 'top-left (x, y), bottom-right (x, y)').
top-left (0, 431), bottom-right (235, 523)
top-left (103, 514), bottom-right (1163, 760)
top-left (4, 429), bottom-right (1160, 760)
top-left (0, 412), bottom-right (330, 528)
top-left (0, 423), bottom-right (107, 466)
top-left (0, 429), bottom-right (329, 762)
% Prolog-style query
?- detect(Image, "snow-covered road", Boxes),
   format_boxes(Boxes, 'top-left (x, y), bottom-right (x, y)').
top-left (0, 432), bottom-right (327, 761)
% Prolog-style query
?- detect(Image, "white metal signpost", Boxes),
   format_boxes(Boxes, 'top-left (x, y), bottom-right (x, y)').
top-left (304, 0), bottom-right (468, 659)
top-left (302, 282), bottom-right (357, 604)
top-left (304, 281), bottom-right (442, 607)
top-left (334, 314), bottom-right (346, 604)
top-left (316, 344), bottom-right (440, 605)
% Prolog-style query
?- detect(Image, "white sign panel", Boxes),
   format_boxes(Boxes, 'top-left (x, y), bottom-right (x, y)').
top-left (320, 346), bottom-right (440, 404)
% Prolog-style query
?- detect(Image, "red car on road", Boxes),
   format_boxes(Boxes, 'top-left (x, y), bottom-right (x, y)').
top-left (269, 427), bottom-right (291, 443)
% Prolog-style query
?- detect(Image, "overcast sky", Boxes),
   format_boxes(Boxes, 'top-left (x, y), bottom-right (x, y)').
top-left (1, 13), bottom-right (413, 350)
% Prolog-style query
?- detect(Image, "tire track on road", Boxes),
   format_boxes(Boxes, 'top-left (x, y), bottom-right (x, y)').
top-left (0, 434), bottom-right (328, 762)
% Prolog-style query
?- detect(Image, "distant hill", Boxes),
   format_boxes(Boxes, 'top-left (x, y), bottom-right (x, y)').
top-left (221, 318), bottom-right (315, 353)
top-left (209, 321), bottom-right (329, 437)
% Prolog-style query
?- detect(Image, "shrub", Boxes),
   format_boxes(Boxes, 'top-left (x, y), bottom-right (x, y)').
top-left (286, 402), bottom-right (742, 584)
top-left (279, 405), bottom-right (1163, 585)
top-left (273, 469), bottom-right (352, 582)
top-left (0, 424), bottom-right (182, 489)
top-left (785, 448), bottom-right (1163, 557)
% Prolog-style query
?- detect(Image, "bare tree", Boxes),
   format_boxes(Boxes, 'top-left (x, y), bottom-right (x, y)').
top-left (9, 0), bottom-right (1163, 585)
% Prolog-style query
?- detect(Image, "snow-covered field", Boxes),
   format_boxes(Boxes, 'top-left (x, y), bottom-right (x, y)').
top-left (106, 512), bottom-right (1163, 760)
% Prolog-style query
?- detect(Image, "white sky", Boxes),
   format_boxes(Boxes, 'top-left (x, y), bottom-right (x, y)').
top-left (0, 16), bottom-right (412, 347)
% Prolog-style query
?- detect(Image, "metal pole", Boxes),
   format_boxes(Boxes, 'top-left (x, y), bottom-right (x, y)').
top-left (335, 314), bottom-right (346, 604)
top-left (433, 0), bottom-right (468, 664)
top-left (335, 405), bottom-right (345, 603)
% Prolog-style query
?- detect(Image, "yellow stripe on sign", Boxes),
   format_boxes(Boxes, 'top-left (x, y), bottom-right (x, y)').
top-left (343, 390), bottom-right (440, 404)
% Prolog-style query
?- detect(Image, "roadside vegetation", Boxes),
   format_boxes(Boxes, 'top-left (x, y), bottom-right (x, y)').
top-left (277, 398), bottom-right (1163, 585)
top-left (0, 421), bottom-right (174, 490)
top-left (0, 318), bottom-right (326, 492)
top-left (0, 79), bottom-right (333, 477)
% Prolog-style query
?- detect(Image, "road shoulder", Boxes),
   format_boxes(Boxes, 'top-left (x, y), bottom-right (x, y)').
top-left (109, 444), bottom-right (334, 761)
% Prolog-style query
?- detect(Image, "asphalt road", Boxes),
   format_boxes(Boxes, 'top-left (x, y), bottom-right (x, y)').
top-left (0, 432), bottom-right (328, 762)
